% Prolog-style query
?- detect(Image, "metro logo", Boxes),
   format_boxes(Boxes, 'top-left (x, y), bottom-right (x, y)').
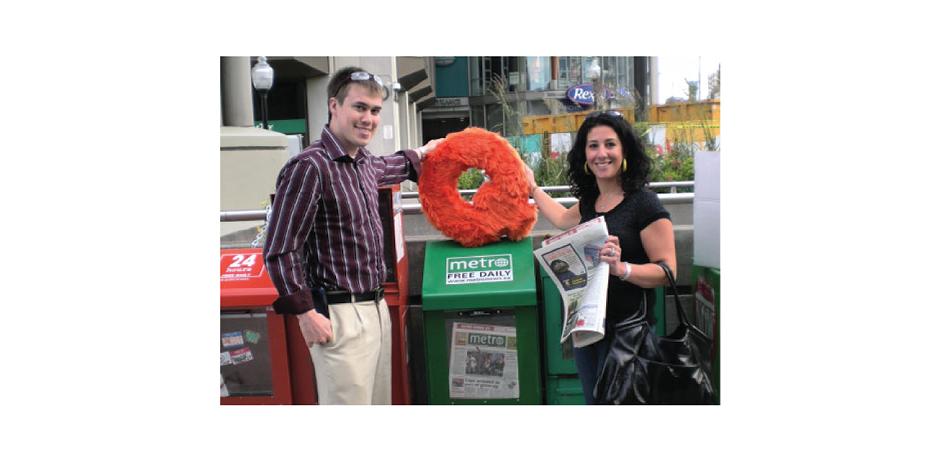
top-left (445, 254), bottom-right (513, 285)
top-left (468, 333), bottom-right (506, 348)
top-left (448, 255), bottom-right (511, 271)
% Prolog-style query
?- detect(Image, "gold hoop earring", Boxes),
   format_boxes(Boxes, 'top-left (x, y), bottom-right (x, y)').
top-left (584, 162), bottom-right (591, 174)
top-left (621, 159), bottom-right (628, 173)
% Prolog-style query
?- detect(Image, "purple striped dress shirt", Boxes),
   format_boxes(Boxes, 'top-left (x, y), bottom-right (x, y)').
top-left (263, 127), bottom-right (421, 315)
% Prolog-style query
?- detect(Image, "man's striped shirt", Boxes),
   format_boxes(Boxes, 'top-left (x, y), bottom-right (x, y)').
top-left (263, 127), bottom-right (420, 314)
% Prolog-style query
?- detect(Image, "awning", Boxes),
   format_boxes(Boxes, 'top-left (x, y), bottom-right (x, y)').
top-left (415, 96), bottom-right (436, 112)
top-left (396, 56), bottom-right (438, 105)
top-left (396, 56), bottom-right (428, 91)
top-left (261, 56), bottom-right (330, 79)
top-left (411, 85), bottom-right (433, 101)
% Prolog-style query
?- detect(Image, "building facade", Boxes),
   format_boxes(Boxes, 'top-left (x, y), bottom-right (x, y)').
top-left (219, 56), bottom-right (657, 234)
top-left (221, 56), bottom-right (438, 156)
top-left (219, 56), bottom-right (439, 244)
top-left (421, 56), bottom-right (657, 142)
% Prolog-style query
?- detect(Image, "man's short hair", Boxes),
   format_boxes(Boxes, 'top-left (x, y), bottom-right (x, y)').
top-left (327, 66), bottom-right (384, 105)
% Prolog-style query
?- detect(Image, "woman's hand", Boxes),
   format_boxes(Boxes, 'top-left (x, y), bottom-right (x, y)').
top-left (600, 235), bottom-right (627, 277)
top-left (523, 163), bottom-right (538, 195)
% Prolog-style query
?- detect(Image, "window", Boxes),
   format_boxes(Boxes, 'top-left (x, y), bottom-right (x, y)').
top-left (491, 57), bottom-right (505, 88)
top-left (569, 57), bottom-right (582, 85)
top-left (471, 104), bottom-right (484, 127)
top-left (581, 57), bottom-right (596, 84)
top-left (485, 102), bottom-right (503, 134)
top-left (526, 57), bottom-right (551, 92)
top-left (558, 57), bottom-right (569, 89)
top-left (221, 310), bottom-right (273, 397)
top-left (507, 57), bottom-right (521, 92)
top-left (616, 57), bottom-right (629, 91)
top-left (470, 57), bottom-right (484, 96)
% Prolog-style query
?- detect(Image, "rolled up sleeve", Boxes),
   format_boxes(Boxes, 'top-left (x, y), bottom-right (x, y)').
top-left (263, 158), bottom-right (321, 315)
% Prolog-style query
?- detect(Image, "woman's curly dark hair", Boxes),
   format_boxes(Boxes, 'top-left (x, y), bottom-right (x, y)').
top-left (567, 112), bottom-right (651, 203)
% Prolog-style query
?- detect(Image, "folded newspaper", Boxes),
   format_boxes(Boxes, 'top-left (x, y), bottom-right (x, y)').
top-left (534, 216), bottom-right (610, 348)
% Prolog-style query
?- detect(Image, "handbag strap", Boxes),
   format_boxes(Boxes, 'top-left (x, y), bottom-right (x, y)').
top-left (656, 261), bottom-right (691, 327)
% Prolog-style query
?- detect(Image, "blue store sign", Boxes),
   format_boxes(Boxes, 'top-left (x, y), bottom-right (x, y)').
top-left (566, 84), bottom-right (616, 106)
top-left (566, 84), bottom-right (595, 105)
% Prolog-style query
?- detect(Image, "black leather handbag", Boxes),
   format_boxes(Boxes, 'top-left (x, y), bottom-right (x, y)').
top-left (594, 262), bottom-right (715, 404)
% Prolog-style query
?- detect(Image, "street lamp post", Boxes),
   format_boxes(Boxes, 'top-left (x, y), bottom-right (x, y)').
top-left (588, 58), bottom-right (602, 110)
top-left (251, 56), bottom-right (275, 130)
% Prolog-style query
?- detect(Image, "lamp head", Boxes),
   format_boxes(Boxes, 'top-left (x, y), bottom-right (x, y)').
top-left (251, 56), bottom-right (275, 92)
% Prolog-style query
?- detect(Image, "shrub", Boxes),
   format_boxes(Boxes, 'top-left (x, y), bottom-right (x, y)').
top-left (457, 168), bottom-right (486, 190)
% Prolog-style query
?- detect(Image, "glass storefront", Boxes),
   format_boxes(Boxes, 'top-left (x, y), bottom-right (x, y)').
top-left (221, 309), bottom-right (273, 397)
top-left (469, 56), bottom-right (636, 101)
top-left (485, 102), bottom-right (504, 134)
top-left (526, 57), bottom-right (551, 92)
top-left (463, 56), bottom-right (644, 142)
top-left (470, 104), bottom-right (485, 128)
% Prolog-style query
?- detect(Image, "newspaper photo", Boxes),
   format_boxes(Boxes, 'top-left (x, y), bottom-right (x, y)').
top-left (534, 216), bottom-right (610, 348)
top-left (448, 322), bottom-right (520, 399)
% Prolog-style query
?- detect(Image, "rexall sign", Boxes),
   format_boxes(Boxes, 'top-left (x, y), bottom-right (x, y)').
top-left (566, 84), bottom-right (619, 106)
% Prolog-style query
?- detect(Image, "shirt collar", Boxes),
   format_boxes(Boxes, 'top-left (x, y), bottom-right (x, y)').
top-left (320, 126), bottom-right (369, 163)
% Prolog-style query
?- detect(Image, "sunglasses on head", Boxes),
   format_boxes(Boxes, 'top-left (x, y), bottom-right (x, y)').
top-left (587, 110), bottom-right (624, 119)
top-left (332, 71), bottom-right (384, 97)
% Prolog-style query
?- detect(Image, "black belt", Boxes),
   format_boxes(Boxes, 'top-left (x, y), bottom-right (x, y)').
top-left (324, 288), bottom-right (384, 304)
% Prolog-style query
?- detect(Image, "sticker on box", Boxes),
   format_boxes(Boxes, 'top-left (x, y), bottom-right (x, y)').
top-left (220, 351), bottom-right (233, 366)
top-left (244, 330), bottom-right (261, 344)
top-left (230, 347), bottom-right (254, 365)
top-left (221, 373), bottom-right (229, 397)
top-left (221, 331), bottom-right (244, 348)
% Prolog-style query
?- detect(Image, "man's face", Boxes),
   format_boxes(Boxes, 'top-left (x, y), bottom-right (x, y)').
top-left (328, 84), bottom-right (383, 153)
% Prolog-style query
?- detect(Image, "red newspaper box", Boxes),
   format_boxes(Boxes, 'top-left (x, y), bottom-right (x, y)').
top-left (220, 248), bottom-right (322, 405)
top-left (378, 185), bottom-right (412, 404)
top-left (220, 248), bottom-right (295, 405)
top-left (283, 312), bottom-right (318, 404)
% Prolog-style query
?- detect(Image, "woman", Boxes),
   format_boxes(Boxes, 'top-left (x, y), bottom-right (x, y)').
top-left (524, 111), bottom-right (676, 404)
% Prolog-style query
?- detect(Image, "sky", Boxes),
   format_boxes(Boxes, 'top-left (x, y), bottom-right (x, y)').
top-left (655, 56), bottom-right (721, 102)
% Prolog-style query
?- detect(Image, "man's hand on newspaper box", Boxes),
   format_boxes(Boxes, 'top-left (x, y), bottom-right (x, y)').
top-left (601, 235), bottom-right (627, 277)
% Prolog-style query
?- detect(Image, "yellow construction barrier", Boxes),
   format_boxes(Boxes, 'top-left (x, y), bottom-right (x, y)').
top-left (520, 101), bottom-right (720, 147)
top-left (522, 108), bottom-right (636, 135)
top-left (649, 100), bottom-right (720, 123)
top-left (657, 120), bottom-right (721, 143)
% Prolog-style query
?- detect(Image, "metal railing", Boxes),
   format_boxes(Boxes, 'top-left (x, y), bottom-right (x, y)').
top-left (398, 181), bottom-right (694, 199)
top-left (221, 187), bottom-right (694, 222)
top-left (220, 210), bottom-right (270, 222)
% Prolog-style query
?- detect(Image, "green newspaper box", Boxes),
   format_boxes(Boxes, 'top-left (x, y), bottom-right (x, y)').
top-left (691, 265), bottom-right (720, 403)
top-left (422, 237), bottom-right (542, 404)
top-left (539, 267), bottom-right (667, 404)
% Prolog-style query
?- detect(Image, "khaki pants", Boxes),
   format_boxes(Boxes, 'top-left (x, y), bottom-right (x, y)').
top-left (310, 298), bottom-right (391, 405)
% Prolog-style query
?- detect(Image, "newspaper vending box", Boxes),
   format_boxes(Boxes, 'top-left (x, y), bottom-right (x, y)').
top-left (378, 185), bottom-right (412, 404)
top-left (691, 265), bottom-right (720, 403)
top-left (538, 264), bottom-right (582, 404)
top-left (220, 248), bottom-right (293, 405)
top-left (539, 263), bottom-right (668, 404)
top-left (421, 237), bottom-right (542, 404)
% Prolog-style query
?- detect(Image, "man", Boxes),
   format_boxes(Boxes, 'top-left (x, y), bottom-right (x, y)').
top-left (263, 67), bottom-right (442, 404)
